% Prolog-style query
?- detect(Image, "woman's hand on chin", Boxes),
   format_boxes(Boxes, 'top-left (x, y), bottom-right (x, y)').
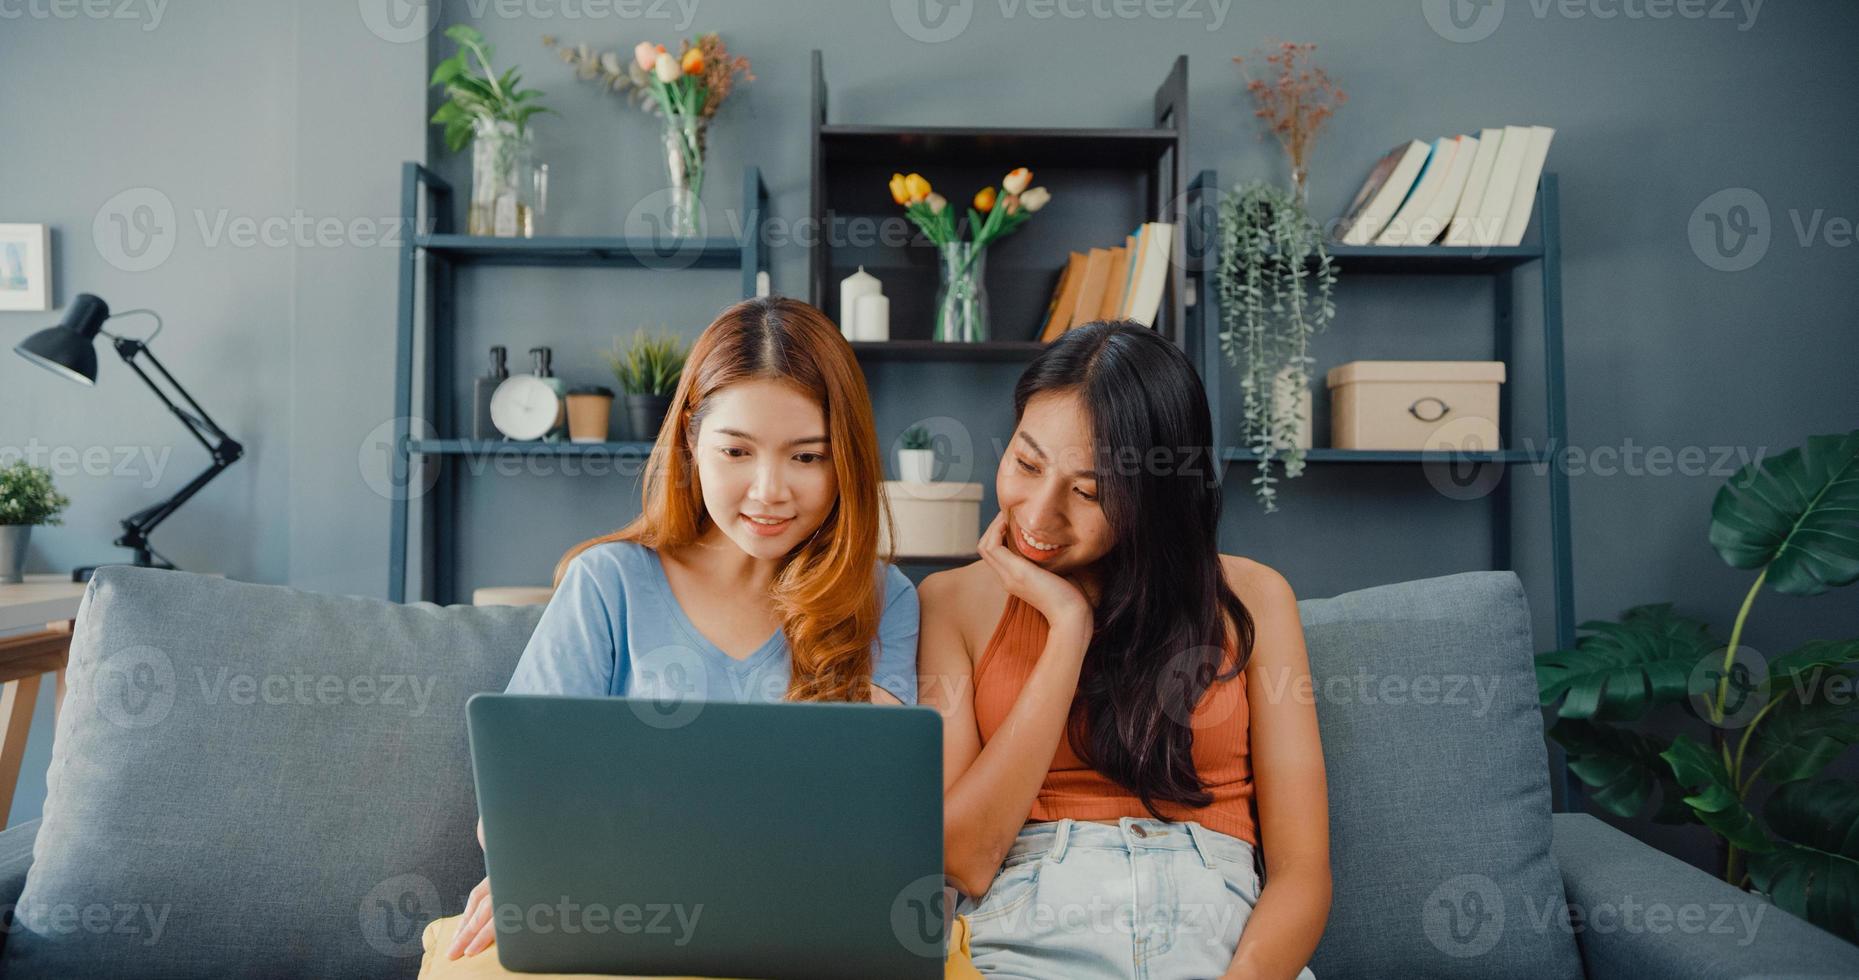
top-left (976, 511), bottom-right (1093, 636)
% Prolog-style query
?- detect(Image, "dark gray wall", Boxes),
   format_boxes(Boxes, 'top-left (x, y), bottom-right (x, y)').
top-left (2, 1), bottom-right (1855, 873)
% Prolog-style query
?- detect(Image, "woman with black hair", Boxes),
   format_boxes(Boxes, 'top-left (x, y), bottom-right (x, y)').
top-left (918, 320), bottom-right (1330, 979)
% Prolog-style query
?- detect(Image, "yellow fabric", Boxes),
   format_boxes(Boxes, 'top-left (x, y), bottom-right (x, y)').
top-left (418, 911), bottom-right (983, 979)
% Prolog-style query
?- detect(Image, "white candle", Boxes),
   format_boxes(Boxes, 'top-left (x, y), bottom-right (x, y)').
top-left (855, 292), bottom-right (890, 342)
top-left (839, 266), bottom-right (881, 340)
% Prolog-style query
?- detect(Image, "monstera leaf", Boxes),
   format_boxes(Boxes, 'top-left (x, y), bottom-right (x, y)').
top-left (1662, 733), bottom-right (1773, 853)
top-left (1748, 779), bottom-right (1859, 943)
top-left (1549, 717), bottom-right (1693, 822)
top-left (1537, 604), bottom-right (1721, 721)
top-left (1710, 429), bottom-right (1859, 596)
top-left (1748, 640), bottom-right (1859, 785)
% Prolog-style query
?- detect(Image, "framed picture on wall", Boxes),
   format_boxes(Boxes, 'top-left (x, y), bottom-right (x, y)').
top-left (0, 224), bottom-right (51, 312)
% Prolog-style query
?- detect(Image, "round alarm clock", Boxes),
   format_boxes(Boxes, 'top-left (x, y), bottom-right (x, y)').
top-left (488, 374), bottom-right (564, 440)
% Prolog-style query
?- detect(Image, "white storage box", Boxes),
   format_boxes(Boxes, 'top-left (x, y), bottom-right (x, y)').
top-left (1325, 360), bottom-right (1506, 451)
top-left (880, 481), bottom-right (982, 557)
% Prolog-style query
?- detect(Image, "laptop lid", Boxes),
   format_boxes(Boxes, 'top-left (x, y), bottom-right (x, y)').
top-left (467, 693), bottom-right (948, 979)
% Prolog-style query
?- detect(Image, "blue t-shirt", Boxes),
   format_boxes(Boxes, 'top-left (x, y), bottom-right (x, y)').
top-left (506, 541), bottom-right (920, 704)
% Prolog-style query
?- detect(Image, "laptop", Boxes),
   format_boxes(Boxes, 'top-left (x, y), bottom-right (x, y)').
top-left (466, 693), bottom-right (948, 979)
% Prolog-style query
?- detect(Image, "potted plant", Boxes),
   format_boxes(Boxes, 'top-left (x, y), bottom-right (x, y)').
top-left (1217, 42), bottom-right (1345, 512)
top-left (606, 331), bottom-right (688, 441)
top-left (1538, 428), bottom-right (1859, 943)
top-left (430, 25), bottom-right (553, 237)
top-left (545, 33), bottom-right (754, 237)
top-left (889, 169), bottom-right (1051, 343)
top-left (0, 461), bottom-right (70, 584)
top-left (897, 425), bottom-right (935, 483)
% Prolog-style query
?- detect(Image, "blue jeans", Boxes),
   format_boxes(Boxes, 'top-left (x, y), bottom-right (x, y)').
top-left (955, 817), bottom-right (1318, 980)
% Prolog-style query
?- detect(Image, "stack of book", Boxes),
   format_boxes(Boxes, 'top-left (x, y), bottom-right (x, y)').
top-left (1034, 222), bottom-right (1176, 342)
top-left (1335, 125), bottom-right (1555, 248)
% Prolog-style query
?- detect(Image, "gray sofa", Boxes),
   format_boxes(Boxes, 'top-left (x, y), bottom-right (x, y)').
top-left (0, 565), bottom-right (1852, 978)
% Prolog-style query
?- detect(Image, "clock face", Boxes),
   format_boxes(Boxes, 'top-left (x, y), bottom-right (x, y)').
top-left (489, 375), bottom-right (561, 440)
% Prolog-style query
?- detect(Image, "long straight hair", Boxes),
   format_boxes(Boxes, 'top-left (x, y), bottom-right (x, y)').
top-left (1015, 320), bottom-right (1254, 814)
top-left (555, 297), bottom-right (890, 702)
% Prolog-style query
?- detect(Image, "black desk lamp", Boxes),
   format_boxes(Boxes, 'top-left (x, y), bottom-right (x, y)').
top-left (14, 293), bottom-right (244, 582)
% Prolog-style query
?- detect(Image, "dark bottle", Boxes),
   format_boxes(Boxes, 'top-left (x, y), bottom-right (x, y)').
top-left (472, 346), bottom-right (508, 441)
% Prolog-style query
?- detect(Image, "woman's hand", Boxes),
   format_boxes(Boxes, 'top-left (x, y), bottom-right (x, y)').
top-left (975, 511), bottom-right (1093, 636)
top-left (447, 819), bottom-right (495, 959)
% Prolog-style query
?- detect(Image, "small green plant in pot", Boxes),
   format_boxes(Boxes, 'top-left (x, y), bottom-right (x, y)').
top-left (606, 331), bottom-right (688, 442)
top-left (897, 425), bottom-right (935, 483)
top-left (0, 461), bottom-right (71, 584)
top-left (1537, 428), bottom-right (1859, 942)
top-left (430, 25), bottom-right (553, 237)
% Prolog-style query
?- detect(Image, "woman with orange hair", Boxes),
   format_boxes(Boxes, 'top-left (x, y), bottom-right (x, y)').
top-left (418, 297), bottom-right (981, 977)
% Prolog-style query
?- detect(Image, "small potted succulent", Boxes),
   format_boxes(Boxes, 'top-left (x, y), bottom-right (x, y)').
top-left (606, 331), bottom-right (688, 441)
top-left (897, 425), bottom-right (935, 483)
top-left (0, 461), bottom-right (70, 584)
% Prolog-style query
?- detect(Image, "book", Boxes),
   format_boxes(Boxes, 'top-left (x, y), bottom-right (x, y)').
top-left (1335, 145), bottom-right (1403, 240)
top-left (1339, 140), bottom-right (1433, 246)
top-left (1375, 136), bottom-right (1462, 246)
top-left (1119, 227), bottom-right (1149, 318)
top-left (1040, 251), bottom-right (1089, 342)
top-left (1098, 245), bottom-right (1131, 320)
top-left (1498, 126), bottom-right (1555, 246)
top-left (1122, 222), bottom-right (1174, 328)
top-left (1068, 248), bottom-right (1114, 329)
top-left (1468, 125), bottom-right (1531, 247)
top-left (1444, 128), bottom-right (1505, 246)
top-left (1034, 257), bottom-right (1077, 340)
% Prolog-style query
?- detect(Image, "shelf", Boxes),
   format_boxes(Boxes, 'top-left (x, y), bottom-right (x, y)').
top-left (414, 234), bottom-right (746, 269)
top-left (818, 125), bottom-right (1180, 167)
top-left (1222, 447), bottom-right (1548, 464)
top-left (406, 439), bottom-right (654, 458)
top-left (851, 340), bottom-right (1048, 363)
top-left (1319, 244), bottom-right (1544, 275)
top-left (893, 554), bottom-right (976, 567)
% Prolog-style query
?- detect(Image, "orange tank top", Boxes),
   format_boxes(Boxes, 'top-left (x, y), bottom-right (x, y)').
top-left (972, 595), bottom-right (1258, 847)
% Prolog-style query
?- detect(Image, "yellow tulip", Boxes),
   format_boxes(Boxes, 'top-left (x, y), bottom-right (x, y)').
top-left (905, 173), bottom-right (932, 203)
top-left (1003, 168), bottom-right (1032, 195)
top-left (888, 173), bottom-right (909, 206)
top-left (681, 47), bottom-right (704, 75)
top-left (973, 186), bottom-right (996, 213)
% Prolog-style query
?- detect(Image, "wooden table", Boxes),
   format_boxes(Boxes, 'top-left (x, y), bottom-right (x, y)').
top-left (0, 574), bottom-right (87, 824)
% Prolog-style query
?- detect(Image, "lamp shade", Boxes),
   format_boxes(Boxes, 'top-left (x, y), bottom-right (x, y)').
top-left (15, 292), bottom-right (111, 385)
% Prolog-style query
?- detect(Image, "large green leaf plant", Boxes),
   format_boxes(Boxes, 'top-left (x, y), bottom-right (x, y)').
top-left (1537, 430), bottom-right (1859, 942)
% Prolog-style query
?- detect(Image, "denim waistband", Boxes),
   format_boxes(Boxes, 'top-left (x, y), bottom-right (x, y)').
top-left (1003, 817), bottom-right (1256, 870)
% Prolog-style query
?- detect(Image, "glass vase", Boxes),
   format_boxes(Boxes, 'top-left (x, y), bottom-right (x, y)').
top-left (661, 114), bottom-right (708, 238)
top-left (468, 119), bottom-right (533, 237)
top-left (932, 241), bottom-right (989, 343)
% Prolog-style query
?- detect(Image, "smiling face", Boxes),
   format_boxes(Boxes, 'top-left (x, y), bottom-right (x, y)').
top-left (996, 389), bottom-right (1115, 573)
top-left (691, 378), bottom-right (839, 561)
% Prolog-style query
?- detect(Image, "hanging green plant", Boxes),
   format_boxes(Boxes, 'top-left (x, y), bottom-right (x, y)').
top-left (1214, 180), bottom-right (1337, 512)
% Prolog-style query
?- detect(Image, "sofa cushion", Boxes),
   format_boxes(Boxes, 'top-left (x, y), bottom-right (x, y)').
top-left (1298, 571), bottom-right (1582, 978)
top-left (1, 567), bottom-right (541, 979)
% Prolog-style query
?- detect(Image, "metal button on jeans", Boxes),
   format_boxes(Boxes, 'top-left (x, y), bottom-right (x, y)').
top-left (1131, 825), bottom-right (1148, 838)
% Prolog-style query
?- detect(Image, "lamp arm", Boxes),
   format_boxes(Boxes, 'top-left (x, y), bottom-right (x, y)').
top-left (108, 337), bottom-right (245, 558)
